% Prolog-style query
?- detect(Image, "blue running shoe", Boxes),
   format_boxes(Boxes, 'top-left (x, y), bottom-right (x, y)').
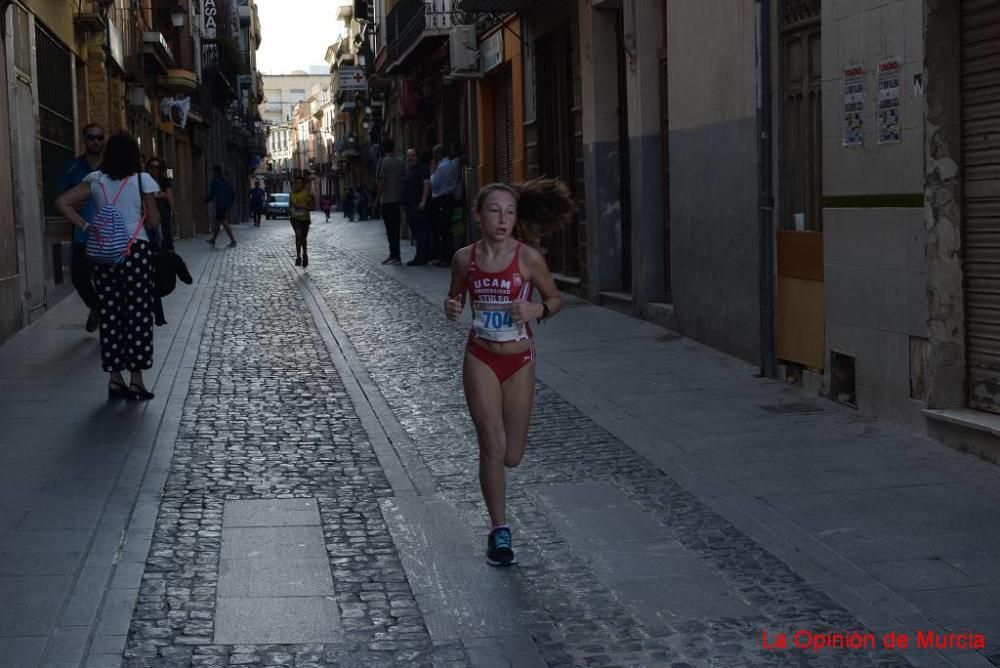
top-left (487, 527), bottom-right (515, 566)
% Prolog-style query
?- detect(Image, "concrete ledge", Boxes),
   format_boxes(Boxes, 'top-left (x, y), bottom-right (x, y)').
top-left (642, 301), bottom-right (676, 331)
top-left (552, 272), bottom-right (583, 297)
top-left (597, 290), bottom-right (633, 316)
top-left (924, 408), bottom-right (1000, 464)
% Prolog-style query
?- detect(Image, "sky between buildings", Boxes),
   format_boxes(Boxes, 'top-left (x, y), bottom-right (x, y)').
top-left (255, 0), bottom-right (350, 75)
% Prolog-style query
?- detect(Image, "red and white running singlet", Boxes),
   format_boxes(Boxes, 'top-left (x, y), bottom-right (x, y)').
top-left (467, 242), bottom-right (534, 343)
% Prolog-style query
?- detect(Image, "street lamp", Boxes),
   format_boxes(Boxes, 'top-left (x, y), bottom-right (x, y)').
top-left (169, 2), bottom-right (186, 28)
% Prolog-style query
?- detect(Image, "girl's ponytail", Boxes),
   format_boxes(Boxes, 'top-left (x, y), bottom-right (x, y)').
top-left (474, 177), bottom-right (576, 248)
top-left (512, 177), bottom-right (575, 248)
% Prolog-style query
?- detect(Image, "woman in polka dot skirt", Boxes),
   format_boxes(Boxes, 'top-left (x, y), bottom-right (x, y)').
top-left (56, 132), bottom-right (161, 400)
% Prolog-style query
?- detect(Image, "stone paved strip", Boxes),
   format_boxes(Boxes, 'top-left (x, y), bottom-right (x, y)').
top-left (305, 235), bottom-right (913, 668)
top-left (124, 238), bottom-right (466, 666)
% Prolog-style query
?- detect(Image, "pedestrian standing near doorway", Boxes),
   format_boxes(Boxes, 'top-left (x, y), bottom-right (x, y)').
top-left (343, 187), bottom-right (355, 221)
top-left (289, 176), bottom-right (315, 267)
top-left (443, 178), bottom-right (574, 566)
top-left (55, 132), bottom-right (161, 401)
top-left (430, 144), bottom-right (460, 267)
top-left (145, 158), bottom-right (175, 251)
top-left (59, 122), bottom-right (105, 332)
top-left (402, 148), bottom-right (432, 266)
top-left (375, 137), bottom-right (405, 265)
top-left (205, 165), bottom-right (237, 247)
top-left (250, 179), bottom-right (266, 227)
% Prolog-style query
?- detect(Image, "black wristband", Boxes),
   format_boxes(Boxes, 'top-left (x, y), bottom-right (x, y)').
top-left (538, 302), bottom-right (550, 324)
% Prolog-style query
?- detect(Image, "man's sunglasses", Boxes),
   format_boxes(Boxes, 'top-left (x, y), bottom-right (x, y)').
top-left (85, 134), bottom-right (104, 141)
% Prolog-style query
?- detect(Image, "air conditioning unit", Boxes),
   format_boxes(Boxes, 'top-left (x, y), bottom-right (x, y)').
top-left (127, 86), bottom-right (151, 114)
top-left (449, 25), bottom-right (479, 78)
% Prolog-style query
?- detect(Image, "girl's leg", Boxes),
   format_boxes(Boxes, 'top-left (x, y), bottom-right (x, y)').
top-left (463, 351), bottom-right (508, 526)
top-left (500, 360), bottom-right (536, 468)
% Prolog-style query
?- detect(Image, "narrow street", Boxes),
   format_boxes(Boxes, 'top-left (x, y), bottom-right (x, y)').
top-left (2, 214), bottom-right (1000, 668)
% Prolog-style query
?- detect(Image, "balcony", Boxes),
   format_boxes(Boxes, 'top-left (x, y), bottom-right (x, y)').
top-left (142, 31), bottom-right (174, 74)
top-left (248, 131), bottom-right (267, 156)
top-left (386, 0), bottom-right (455, 75)
top-left (108, 8), bottom-right (144, 79)
top-left (160, 68), bottom-right (199, 95)
top-left (201, 41), bottom-right (238, 103)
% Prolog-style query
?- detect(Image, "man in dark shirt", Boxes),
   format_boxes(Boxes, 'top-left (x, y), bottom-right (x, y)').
top-left (205, 165), bottom-right (237, 247)
top-left (375, 138), bottom-right (406, 265)
top-left (58, 122), bottom-right (104, 332)
top-left (249, 180), bottom-right (265, 227)
top-left (401, 148), bottom-right (432, 265)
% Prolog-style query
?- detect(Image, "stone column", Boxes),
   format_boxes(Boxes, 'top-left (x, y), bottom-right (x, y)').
top-left (923, 0), bottom-right (964, 408)
top-left (579, 0), bottom-right (626, 300)
top-left (624, 0), bottom-right (666, 311)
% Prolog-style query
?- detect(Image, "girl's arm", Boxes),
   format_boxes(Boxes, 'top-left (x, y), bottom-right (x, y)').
top-left (55, 183), bottom-right (92, 232)
top-left (144, 193), bottom-right (161, 229)
top-left (444, 247), bottom-right (470, 320)
top-left (511, 246), bottom-right (561, 324)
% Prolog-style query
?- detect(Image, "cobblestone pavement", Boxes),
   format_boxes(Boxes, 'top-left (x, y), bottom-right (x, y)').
top-left (126, 225), bottom-right (913, 667)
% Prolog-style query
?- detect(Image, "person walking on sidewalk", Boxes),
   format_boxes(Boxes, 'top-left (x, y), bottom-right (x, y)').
top-left (250, 180), bottom-right (266, 227)
top-left (320, 194), bottom-right (333, 222)
top-left (58, 122), bottom-right (105, 332)
top-left (145, 158), bottom-right (175, 251)
top-left (55, 132), bottom-right (161, 401)
top-left (443, 178), bottom-right (574, 566)
top-left (375, 138), bottom-right (405, 265)
top-left (429, 144), bottom-right (460, 267)
top-left (289, 176), bottom-right (315, 267)
top-left (204, 165), bottom-right (237, 248)
top-left (402, 148), bottom-right (432, 266)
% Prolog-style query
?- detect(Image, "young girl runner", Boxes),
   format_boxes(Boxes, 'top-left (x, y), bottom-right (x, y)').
top-left (290, 176), bottom-right (315, 267)
top-left (444, 178), bottom-right (574, 566)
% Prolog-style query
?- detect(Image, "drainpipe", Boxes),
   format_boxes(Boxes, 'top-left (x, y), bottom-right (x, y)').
top-left (755, 0), bottom-right (777, 378)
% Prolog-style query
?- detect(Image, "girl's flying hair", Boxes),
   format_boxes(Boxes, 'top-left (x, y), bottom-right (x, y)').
top-left (475, 177), bottom-right (576, 248)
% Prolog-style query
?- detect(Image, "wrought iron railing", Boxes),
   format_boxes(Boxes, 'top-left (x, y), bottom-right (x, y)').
top-left (386, 0), bottom-right (455, 66)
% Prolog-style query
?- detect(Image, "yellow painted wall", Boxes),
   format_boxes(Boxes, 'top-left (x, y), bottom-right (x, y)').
top-left (476, 16), bottom-right (524, 187)
top-left (25, 0), bottom-right (82, 56)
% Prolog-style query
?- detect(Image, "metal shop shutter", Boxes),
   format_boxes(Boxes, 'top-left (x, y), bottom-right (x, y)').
top-left (963, 0), bottom-right (1000, 411)
top-left (492, 65), bottom-right (514, 185)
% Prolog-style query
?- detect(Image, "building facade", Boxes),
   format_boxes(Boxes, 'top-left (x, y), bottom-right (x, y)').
top-left (0, 0), bottom-right (263, 345)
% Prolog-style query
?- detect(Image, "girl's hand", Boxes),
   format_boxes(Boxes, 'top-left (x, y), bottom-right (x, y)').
top-left (510, 301), bottom-right (542, 325)
top-left (444, 295), bottom-right (463, 320)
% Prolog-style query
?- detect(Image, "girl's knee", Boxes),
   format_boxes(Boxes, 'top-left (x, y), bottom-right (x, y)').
top-left (477, 427), bottom-right (506, 462)
top-left (504, 441), bottom-right (526, 468)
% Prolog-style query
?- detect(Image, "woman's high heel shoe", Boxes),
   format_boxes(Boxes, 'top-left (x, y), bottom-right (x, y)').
top-left (108, 380), bottom-right (129, 400)
top-left (126, 384), bottom-right (155, 401)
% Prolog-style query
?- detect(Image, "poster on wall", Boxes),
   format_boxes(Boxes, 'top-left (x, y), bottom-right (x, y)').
top-left (160, 97), bottom-right (191, 129)
top-left (842, 66), bottom-right (865, 146)
top-left (878, 59), bottom-right (901, 144)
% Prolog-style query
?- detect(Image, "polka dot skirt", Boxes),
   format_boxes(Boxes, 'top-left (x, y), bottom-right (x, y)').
top-left (93, 241), bottom-right (154, 373)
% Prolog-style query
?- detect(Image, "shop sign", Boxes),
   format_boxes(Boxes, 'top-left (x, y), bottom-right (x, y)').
top-left (338, 66), bottom-right (367, 92)
top-left (481, 30), bottom-right (503, 73)
top-left (203, 0), bottom-right (217, 39)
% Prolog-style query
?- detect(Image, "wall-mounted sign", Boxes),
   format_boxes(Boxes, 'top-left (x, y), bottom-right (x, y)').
top-left (877, 59), bottom-right (901, 144)
top-left (338, 66), bottom-right (367, 92)
top-left (108, 20), bottom-right (125, 71)
top-left (481, 30), bottom-right (503, 73)
top-left (203, 0), bottom-right (217, 39)
top-left (842, 66), bottom-right (864, 147)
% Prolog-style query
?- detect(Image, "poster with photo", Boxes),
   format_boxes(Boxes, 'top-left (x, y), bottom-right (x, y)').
top-left (878, 59), bottom-right (901, 144)
top-left (843, 66), bottom-right (865, 146)
top-left (159, 96), bottom-right (191, 129)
